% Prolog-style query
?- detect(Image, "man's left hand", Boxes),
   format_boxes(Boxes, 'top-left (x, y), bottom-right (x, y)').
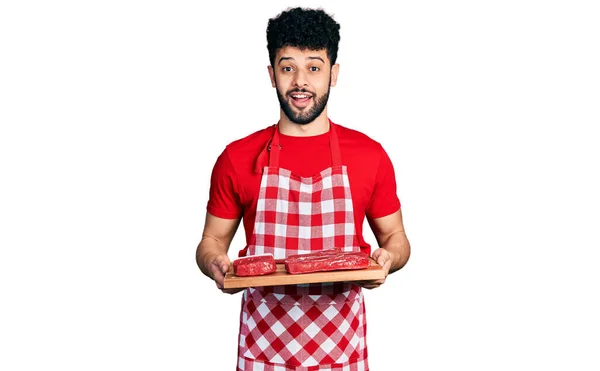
top-left (356, 248), bottom-right (393, 289)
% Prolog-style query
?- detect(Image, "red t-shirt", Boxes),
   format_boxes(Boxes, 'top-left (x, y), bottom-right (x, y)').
top-left (207, 121), bottom-right (401, 256)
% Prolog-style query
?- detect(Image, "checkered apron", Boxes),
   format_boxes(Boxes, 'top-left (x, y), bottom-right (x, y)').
top-left (237, 124), bottom-right (368, 370)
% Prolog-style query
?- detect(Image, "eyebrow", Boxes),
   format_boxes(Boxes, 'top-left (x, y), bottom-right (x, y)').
top-left (278, 57), bottom-right (294, 64)
top-left (307, 56), bottom-right (325, 63)
top-left (278, 56), bottom-right (325, 64)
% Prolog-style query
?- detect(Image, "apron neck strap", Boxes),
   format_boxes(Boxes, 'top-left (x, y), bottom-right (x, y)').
top-left (268, 120), bottom-right (342, 168)
top-left (268, 126), bottom-right (282, 168)
top-left (329, 121), bottom-right (342, 167)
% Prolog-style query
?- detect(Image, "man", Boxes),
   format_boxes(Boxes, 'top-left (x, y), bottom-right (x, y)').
top-left (196, 7), bottom-right (410, 370)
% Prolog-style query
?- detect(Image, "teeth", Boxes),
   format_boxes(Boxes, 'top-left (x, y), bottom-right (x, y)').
top-left (292, 94), bottom-right (308, 99)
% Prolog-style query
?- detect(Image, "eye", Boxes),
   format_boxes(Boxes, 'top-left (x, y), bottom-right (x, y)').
top-left (309, 66), bottom-right (320, 72)
top-left (282, 66), bottom-right (294, 72)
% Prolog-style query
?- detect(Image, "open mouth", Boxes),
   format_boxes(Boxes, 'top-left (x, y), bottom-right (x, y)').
top-left (289, 92), bottom-right (313, 108)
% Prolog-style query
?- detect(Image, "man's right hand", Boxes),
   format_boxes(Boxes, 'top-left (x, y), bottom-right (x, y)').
top-left (206, 253), bottom-right (243, 294)
top-left (196, 213), bottom-right (243, 294)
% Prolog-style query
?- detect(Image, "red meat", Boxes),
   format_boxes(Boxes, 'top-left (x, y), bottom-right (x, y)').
top-left (284, 249), bottom-right (370, 274)
top-left (233, 254), bottom-right (277, 276)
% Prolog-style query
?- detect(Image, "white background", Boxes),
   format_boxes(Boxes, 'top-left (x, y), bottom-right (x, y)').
top-left (1, 1), bottom-right (599, 370)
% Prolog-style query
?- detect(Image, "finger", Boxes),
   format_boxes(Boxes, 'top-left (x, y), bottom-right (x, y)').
top-left (211, 266), bottom-right (225, 286)
top-left (363, 279), bottom-right (384, 285)
top-left (221, 264), bottom-right (229, 274)
top-left (219, 258), bottom-right (230, 274)
top-left (223, 287), bottom-right (244, 295)
top-left (376, 250), bottom-right (389, 267)
top-left (371, 248), bottom-right (387, 267)
top-left (371, 248), bottom-right (381, 261)
top-left (212, 255), bottom-right (231, 275)
top-left (212, 256), bottom-right (230, 275)
top-left (361, 283), bottom-right (379, 290)
top-left (354, 280), bottom-right (369, 289)
top-left (215, 275), bottom-right (228, 291)
top-left (354, 280), bottom-right (382, 290)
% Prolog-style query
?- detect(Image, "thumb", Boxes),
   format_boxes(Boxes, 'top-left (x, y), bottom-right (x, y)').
top-left (373, 248), bottom-right (387, 267)
top-left (372, 248), bottom-right (383, 261)
top-left (219, 257), bottom-right (231, 274)
top-left (212, 255), bottom-right (231, 275)
top-left (372, 248), bottom-right (380, 259)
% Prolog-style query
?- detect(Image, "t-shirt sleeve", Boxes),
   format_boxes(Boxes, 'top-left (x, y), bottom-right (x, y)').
top-left (365, 145), bottom-right (401, 219)
top-left (206, 148), bottom-right (243, 219)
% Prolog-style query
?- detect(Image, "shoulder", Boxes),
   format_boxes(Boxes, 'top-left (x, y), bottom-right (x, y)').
top-left (334, 122), bottom-right (385, 158)
top-left (222, 125), bottom-right (274, 160)
top-left (225, 125), bottom-right (274, 152)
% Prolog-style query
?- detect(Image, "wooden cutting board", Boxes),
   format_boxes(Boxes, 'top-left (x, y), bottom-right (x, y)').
top-left (223, 258), bottom-right (385, 289)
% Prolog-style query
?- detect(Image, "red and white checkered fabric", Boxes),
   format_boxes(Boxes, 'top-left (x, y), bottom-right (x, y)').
top-left (251, 166), bottom-right (357, 259)
top-left (237, 357), bottom-right (367, 371)
top-left (237, 124), bottom-right (368, 370)
top-left (237, 283), bottom-right (368, 370)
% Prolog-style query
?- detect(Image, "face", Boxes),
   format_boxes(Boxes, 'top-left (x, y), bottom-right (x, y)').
top-left (268, 46), bottom-right (339, 125)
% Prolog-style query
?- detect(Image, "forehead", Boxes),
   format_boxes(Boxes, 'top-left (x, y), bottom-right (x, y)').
top-left (275, 46), bottom-right (329, 64)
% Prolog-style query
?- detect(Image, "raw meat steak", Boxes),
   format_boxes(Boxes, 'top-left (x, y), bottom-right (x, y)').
top-left (284, 249), bottom-right (370, 274)
top-left (233, 254), bottom-right (277, 277)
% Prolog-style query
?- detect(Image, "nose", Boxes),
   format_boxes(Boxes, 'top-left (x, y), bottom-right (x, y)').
top-left (292, 69), bottom-right (308, 88)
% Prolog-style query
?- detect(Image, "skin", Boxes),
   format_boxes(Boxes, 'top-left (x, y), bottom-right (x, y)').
top-left (196, 46), bottom-right (410, 293)
top-left (267, 46), bottom-right (338, 135)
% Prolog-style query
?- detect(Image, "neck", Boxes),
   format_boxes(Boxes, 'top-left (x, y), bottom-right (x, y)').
top-left (278, 109), bottom-right (330, 136)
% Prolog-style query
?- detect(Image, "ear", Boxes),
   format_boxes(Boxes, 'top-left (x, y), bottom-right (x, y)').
top-left (267, 65), bottom-right (276, 88)
top-left (330, 63), bottom-right (340, 87)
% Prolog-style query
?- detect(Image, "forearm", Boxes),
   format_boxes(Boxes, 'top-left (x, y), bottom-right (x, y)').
top-left (196, 236), bottom-right (229, 279)
top-left (381, 230), bottom-right (410, 274)
top-left (196, 213), bottom-right (240, 280)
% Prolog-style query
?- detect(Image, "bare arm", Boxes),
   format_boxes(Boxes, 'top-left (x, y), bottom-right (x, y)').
top-left (359, 209), bottom-right (411, 289)
top-left (196, 212), bottom-right (242, 294)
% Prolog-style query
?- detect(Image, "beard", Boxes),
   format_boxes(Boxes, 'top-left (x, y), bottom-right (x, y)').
top-left (275, 82), bottom-right (331, 125)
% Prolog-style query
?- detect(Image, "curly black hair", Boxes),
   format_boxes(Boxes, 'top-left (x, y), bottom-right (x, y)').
top-left (266, 7), bottom-right (340, 67)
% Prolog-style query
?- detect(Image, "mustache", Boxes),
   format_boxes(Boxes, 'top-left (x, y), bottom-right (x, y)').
top-left (286, 88), bottom-right (316, 96)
